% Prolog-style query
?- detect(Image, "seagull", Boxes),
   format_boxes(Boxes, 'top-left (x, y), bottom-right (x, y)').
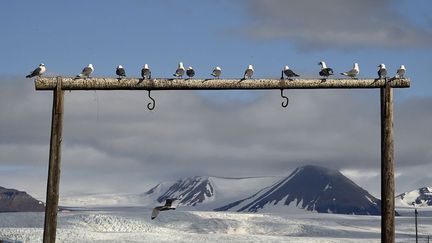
top-left (186, 66), bottom-right (195, 79)
top-left (75, 64), bottom-right (94, 79)
top-left (340, 63), bottom-right (360, 79)
top-left (151, 198), bottom-right (177, 220)
top-left (377, 64), bottom-right (387, 79)
top-left (395, 65), bottom-right (406, 79)
top-left (318, 61), bottom-right (334, 80)
top-left (242, 64), bottom-right (254, 80)
top-left (281, 65), bottom-right (299, 80)
top-left (116, 65), bottom-right (126, 79)
top-left (26, 63), bottom-right (46, 78)
top-left (211, 66), bottom-right (222, 79)
top-left (141, 64), bottom-right (151, 79)
top-left (173, 62), bottom-right (185, 78)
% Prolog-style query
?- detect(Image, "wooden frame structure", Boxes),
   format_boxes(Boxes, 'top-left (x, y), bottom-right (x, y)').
top-left (35, 77), bottom-right (410, 243)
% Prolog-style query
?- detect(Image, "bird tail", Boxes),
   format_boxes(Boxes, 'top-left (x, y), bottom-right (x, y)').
top-left (340, 72), bottom-right (347, 76)
top-left (26, 74), bottom-right (32, 78)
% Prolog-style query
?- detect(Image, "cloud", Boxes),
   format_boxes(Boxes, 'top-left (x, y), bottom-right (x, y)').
top-left (0, 77), bottom-right (431, 199)
top-left (238, 0), bottom-right (432, 50)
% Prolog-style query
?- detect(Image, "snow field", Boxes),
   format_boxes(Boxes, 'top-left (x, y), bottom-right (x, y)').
top-left (0, 209), bottom-right (430, 242)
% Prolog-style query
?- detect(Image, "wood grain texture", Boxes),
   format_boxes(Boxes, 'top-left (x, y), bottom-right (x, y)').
top-left (43, 77), bottom-right (64, 243)
top-left (35, 77), bottom-right (410, 90)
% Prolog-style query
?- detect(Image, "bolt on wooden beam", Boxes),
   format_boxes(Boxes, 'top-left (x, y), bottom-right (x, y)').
top-left (35, 77), bottom-right (410, 90)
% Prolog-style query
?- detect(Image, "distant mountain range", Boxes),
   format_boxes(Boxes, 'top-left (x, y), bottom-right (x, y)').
top-left (58, 165), bottom-right (412, 216)
top-left (396, 187), bottom-right (432, 207)
top-left (0, 186), bottom-right (44, 212)
top-left (143, 165), bottom-right (383, 215)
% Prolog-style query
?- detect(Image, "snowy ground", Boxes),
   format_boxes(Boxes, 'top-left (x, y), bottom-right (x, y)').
top-left (0, 207), bottom-right (431, 243)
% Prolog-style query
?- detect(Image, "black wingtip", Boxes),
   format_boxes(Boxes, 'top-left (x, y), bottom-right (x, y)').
top-left (25, 75), bottom-right (32, 78)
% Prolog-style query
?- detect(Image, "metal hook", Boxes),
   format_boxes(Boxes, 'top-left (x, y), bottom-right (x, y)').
top-left (280, 89), bottom-right (289, 108)
top-left (147, 90), bottom-right (155, 110)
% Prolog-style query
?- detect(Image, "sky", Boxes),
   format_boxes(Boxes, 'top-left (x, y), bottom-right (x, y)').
top-left (0, 0), bottom-right (432, 200)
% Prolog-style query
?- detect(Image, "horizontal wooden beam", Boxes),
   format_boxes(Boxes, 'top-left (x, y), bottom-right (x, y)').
top-left (35, 77), bottom-right (410, 90)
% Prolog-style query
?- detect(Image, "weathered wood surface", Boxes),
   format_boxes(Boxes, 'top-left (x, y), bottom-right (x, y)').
top-left (35, 77), bottom-right (410, 90)
top-left (43, 77), bottom-right (64, 243)
top-left (381, 83), bottom-right (395, 243)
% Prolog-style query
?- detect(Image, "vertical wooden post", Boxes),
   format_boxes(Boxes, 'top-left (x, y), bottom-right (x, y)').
top-left (415, 208), bottom-right (418, 243)
top-left (381, 81), bottom-right (395, 243)
top-left (43, 77), bottom-right (64, 243)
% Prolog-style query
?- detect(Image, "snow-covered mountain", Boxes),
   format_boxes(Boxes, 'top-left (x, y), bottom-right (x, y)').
top-left (396, 187), bottom-right (432, 207)
top-left (0, 186), bottom-right (44, 212)
top-left (149, 176), bottom-right (214, 206)
top-left (60, 176), bottom-right (280, 209)
top-left (145, 176), bottom-right (281, 210)
top-left (215, 165), bottom-right (382, 215)
top-left (59, 165), bottom-right (387, 216)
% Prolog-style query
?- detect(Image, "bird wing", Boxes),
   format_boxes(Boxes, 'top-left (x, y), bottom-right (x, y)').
top-left (285, 69), bottom-right (298, 77)
top-left (31, 67), bottom-right (42, 76)
top-left (82, 67), bottom-right (92, 75)
top-left (165, 199), bottom-right (173, 207)
top-left (174, 68), bottom-right (184, 76)
top-left (117, 68), bottom-right (126, 76)
top-left (188, 69), bottom-right (195, 76)
top-left (378, 69), bottom-right (387, 77)
top-left (151, 208), bottom-right (160, 220)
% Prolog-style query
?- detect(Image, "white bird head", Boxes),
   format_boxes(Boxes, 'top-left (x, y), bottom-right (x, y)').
top-left (88, 64), bottom-right (93, 68)
top-left (399, 65), bottom-right (406, 70)
top-left (248, 64), bottom-right (254, 71)
top-left (354, 63), bottom-right (359, 70)
top-left (378, 64), bottom-right (386, 69)
top-left (178, 62), bottom-right (184, 68)
top-left (284, 65), bottom-right (290, 70)
top-left (117, 65), bottom-right (123, 69)
top-left (188, 66), bottom-right (193, 70)
top-left (318, 61), bottom-right (327, 68)
top-left (39, 63), bottom-right (45, 67)
top-left (215, 66), bottom-right (221, 71)
top-left (144, 64), bottom-right (149, 69)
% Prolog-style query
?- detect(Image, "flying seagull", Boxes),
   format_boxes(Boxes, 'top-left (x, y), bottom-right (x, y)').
top-left (281, 65), bottom-right (299, 80)
top-left (151, 198), bottom-right (177, 220)
top-left (318, 61), bottom-right (334, 80)
top-left (242, 64), bottom-right (254, 80)
top-left (340, 63), bottom-right (360, 79)
top-left (186, 66), bottom-right (195, 79)
top-left (377, 64), bottom-right (387, 79)
top-left (211, 66), bottom-right (221, 79)
top-left (395, 65), bottom-right (406, 79)
top-left (173, 62), bottom-right (185, 78)
top-left (116, 65), bottom-right (126, 79)
top-left (75, 64), bottom-right (94, 79)
top-left (141, 64), bottom-right (151, 79)
top-left (26, 63), bottom-right (46, 78)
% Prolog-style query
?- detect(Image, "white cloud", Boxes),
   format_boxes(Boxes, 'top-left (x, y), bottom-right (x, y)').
top-left (237, 0), bottom-right (432, 50)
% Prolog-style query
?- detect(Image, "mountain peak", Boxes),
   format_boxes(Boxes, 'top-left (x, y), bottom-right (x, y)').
top-left (216, 165), bottom-right (382, 215)
top-left (396, 186), bottom-right (432, 207)
top-left (152, 176), bottom-right (215, 206)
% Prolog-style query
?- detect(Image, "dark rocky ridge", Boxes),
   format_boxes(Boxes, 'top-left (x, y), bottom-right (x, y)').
top-left (0, 186), bottom-right (45, 212)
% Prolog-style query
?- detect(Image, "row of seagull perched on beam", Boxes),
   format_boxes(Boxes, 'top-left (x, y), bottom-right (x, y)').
top-left (26, 62), bottom-right (407, 81)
